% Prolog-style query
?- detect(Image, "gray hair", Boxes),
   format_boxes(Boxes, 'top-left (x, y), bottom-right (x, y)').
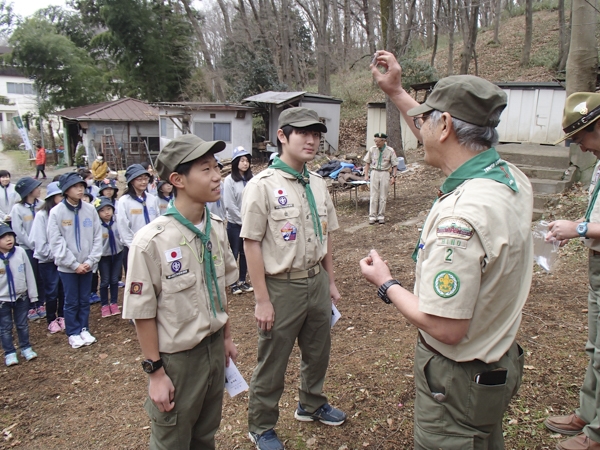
top-left (428, 108), bottom-right (503, 152)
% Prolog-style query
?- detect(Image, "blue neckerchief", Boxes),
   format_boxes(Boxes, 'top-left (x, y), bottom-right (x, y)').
top-left (102, 219), bottom-right (118, 255)
top-left (26, 199), bottom-right (38, 218)
top-left (242, 176), bottom-right (248, 187)
top-left (62, 199), bottom-right (82, 251)
top-left (0, 247), bottom-right (17, 301)
top-left (1, 185), bottom-right (8, 203)
top-left (131, 194), bottom-right (150, 224)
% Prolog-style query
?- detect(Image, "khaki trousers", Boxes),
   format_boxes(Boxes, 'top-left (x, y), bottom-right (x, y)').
top-left (413, 339), bottom-right (524, 449)
top-left (248, 267), bottom-right (331, 435)
top-left (144, 329), bottom-right (225, 450)
top-left (369, 170), bottom-right (390, 220)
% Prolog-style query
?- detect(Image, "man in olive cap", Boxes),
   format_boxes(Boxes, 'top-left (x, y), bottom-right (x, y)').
top-left (359, 51), bottom-right (533, 448)
top-left (123, 133), bottom-right (239, 450)
top-left (364, 132), bottom-right (398, 224)
top-left (545, 92), bottom-right (600, 450)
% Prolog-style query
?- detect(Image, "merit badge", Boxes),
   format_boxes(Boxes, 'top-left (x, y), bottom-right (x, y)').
top-left (280, 221), bottom-right (297, 241)
top-left (436, 217), bottom-right (474, 240)
top-left (274, 188), bottom-right (288, 198)
top-left (277, 196), bottom-right (288, 206)
top-left (433, 271), bottom-right (460, 298)
top-left (171, 260), bottom-right (182, 273)
top-left (165, 247), bottom-right (182, 262)
top-left (130, 282), bottom-right (143, 295)
top-left (206, 241), bottom-right (213, 252)
top-left (83, 218), bottom-right (93, 227)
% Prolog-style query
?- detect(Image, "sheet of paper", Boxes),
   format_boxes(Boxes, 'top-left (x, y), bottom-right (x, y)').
top-left (224, 361), bottom-right (249, 397)
top-left (331, 303), bottom-right (341, 328)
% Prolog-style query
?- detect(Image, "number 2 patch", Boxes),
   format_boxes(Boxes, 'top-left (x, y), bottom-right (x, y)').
top-left (444, 248), bottom-right (454, 263)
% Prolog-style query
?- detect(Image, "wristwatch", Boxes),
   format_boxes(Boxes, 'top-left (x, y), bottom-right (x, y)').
top-left (142, 358), bottom-right (163, 374)
top-left (377, 279), bottom-right (402, 304)
top-left (577, 222), bottom-right (589, 237)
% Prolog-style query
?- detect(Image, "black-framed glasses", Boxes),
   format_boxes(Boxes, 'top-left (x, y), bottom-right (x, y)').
top-left (413, 113), bottom-right (431, 130)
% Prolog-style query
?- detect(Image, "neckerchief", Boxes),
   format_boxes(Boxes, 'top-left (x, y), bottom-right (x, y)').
top-left (63, 198), bottom-right (82, 252)
top-left (25, 199), bottom-right (38, 218)
top-left (411, 148), bottom-right (518, 262)
top-left (586, 168), bottom-right (600, 221)
top-left (271, 156), bottom-right (323, 243)
top-left (163, 203), bottom-right (224, 317)
top-left (131, 193), bottom-right (151, 224)
top-left (102, 219), bottom-right (118, 255)
top-left (0, 248), bottom-right (17, 301)
top-left (377, 144), bottom-right (386, 170)
top-left (1, 185), bottom-right (8, 203)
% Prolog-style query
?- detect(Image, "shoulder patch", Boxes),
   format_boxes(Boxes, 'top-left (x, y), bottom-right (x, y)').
top-left (433, 271), bottom-right (460, 298)
top-left (436, 217), bottom-right (474, 240)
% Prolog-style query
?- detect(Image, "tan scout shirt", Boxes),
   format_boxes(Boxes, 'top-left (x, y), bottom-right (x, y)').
top-left (122, 213), bottom-right (238, 354)
top-left (240, 168), bottom-right (339, 275)
top-left (414, 163), bottom-right (533, 363)
top-left (363, 145), bottom-right (399, 171)
top-left (586, 160), bottom-right (600, 251)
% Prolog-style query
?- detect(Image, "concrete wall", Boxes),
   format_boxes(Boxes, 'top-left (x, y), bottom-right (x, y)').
top-left (82, 120), bottom-right (159, 163)
top-left (299, 100), bottom-right (341, 153)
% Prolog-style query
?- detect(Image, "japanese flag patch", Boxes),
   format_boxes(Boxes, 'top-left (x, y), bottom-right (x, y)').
top-left (274, 188), bottom-right (288, 198)
top-left (165, 247), bottom-right (182, 262)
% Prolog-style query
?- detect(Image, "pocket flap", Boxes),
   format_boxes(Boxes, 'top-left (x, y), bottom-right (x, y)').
top-left (162, 272), bottom-right (196, 294)
top-left (270, 208), bottom-right (300, 221)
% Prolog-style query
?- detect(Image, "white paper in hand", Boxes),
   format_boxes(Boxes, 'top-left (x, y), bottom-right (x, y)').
top-left (224, 361), bottom-right (249, 397)
top-left (331, 303), bottom-right (341, 328)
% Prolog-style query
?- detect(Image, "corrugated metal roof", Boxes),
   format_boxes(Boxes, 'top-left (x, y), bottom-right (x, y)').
top-left (56, 98), bottom-right (158, 122)
top-left (242, 91), bottom-right (306, 105)
top-left (153, 102), bottom-right (254, 111)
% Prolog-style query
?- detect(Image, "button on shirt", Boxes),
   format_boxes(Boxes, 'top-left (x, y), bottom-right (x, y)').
top-left (363, 145), bottom-right (398, 171)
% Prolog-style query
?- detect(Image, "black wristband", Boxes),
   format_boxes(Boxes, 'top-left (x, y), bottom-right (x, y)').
top-left (377, 279), bottom-right (402, 304)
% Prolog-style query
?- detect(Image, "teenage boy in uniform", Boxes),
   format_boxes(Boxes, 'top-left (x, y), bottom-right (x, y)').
top-left (241, 107), bottom-right (346, 450)
top-left (122, 133), bottom-right (239, 450)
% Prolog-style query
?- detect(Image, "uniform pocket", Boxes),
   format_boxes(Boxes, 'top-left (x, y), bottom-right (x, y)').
top-left (414, 425), bottom-right (475, 450)
top-left (161, 272), bottom-right (199, 324)
top-left (269, 208), bottom-right (301, 247)
top-left (144, 397), bottom-right (177, 427)
top-left (466, 379), bottom-right (507, 429)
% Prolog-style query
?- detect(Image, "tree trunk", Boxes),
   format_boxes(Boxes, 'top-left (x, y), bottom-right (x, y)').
top-left (520, 0), bottom-right (532, 66)
top-left (215, 0), bottom-right (233, 39)
top-left (380, 0), bottom-right (392, 50)
top-left (566, 0), bottom-right (597, 95)
top-left (425, 0), bottom-right (434, 47)
top-left (430, 0), bottom-right (442, 67)
top-left (48, 120), bottom-right (57, 163)
top-left (493, 0), bottom-right (501, 44)
top-left (460, 0), bottom-right (479, 74)
top-left (362, 0), bottom-right (377, 54)
top-left (399, 0), bottom-right (417, 55)
top-left (343, 0), bottom-right (352, 64)
top-left (317, 0), bottom-right (331, 95)
top-left (557, 0), bottom-right (569, 70)
top-left (447, 0), bottom-right (455, 75)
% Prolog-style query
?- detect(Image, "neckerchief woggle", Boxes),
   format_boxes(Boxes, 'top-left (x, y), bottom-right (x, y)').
top-left (377, 144), bottom-right (386, 170)
top-left (102, 219), bottom-right (118, 256)
top-left (270, 156), bottom-right (323, 243)
top-left (63, 198), bottom-right (82, 252)
top-left (131, 193), bottom-right (151, 224)
top-left (411, 148), bottom-right (519, 262)
top-left (163, 203), bottom-right (224, 318)
top-left (0, 247), bottom-right (17, 301)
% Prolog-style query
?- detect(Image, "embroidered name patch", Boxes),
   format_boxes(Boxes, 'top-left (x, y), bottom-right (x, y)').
top-left (130, 282), bottom-right (143, 295)
top-left (62, 219), bottom-right (73, 226)
top-left (436, 217), bottom-right (474, 240)
top-left (23, 215), bottom-right (33, 222)
top-left (436, 238), bottom-right (468, 249)
top-left (281, 222), bottom-right (297, 241)
top-left (166, 269), bottom-right (189, 279)
top-left (0, 268), bottom-right (5, 275)
top-left (433, 271), bottom-right (460, 298)
top-left (131, 209), bottom-right (142, 215)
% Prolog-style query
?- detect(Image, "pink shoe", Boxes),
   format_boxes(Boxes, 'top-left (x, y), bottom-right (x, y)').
top-left (109, 303), bottom-right (121, 316)
top-left (57, 317), bottom-right (66, 330)
top-left (101, 305), bottom-right (111, 318)
top-left (47, 319), bottom-right (61, 334)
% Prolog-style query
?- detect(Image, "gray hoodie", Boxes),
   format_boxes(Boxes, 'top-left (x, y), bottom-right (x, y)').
top-left (10, 201), bottom-right (39, 250)
top-left (0, 246), bottom-right (38, 303)
top-left (117, 193), bottom-right (160, 247)
top-left (223, 175), bottom-right (245, 225)
top-left (30, 210), bottom-right (53, 263)
top-left (0, 183), bottom-right (19, 221)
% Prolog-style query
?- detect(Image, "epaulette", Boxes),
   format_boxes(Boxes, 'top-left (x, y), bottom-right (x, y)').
top-left (210, 212), bottom-right (224, 223)
top-left (255, 168), bottom-right (276, 179)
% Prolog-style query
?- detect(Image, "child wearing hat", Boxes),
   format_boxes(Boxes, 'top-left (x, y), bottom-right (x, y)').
top-left (94, 196), bottom-right (123, 318)
top-left (123, 133), bottom-right (239, 449)
top-left (98, 179), bottom-right (119, 204)
top-left (48, 173), bottom-right (103, 349)
top-left (78, 168), bottom-right (100, 200)
top-left (224, 146), bottom-right (254, 295)
top-left (363, 132), bottom-right (398, 225)
top-left (30, 182), bottom-right (65, 334)
top-left (156, 180), bottom-right (173, 216)
top-left (0, 223), bottom-right (38, 366)
top-left (0, 170), bottom-right (19, 225)
top-left (10, 177), bottom-right (46, 321)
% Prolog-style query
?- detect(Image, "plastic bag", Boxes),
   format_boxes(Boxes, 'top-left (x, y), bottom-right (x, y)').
top-left (532, 221), bottom-right (560, 273)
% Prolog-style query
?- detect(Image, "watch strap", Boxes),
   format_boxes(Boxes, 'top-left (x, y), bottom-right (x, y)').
top-left (142, 358), bottom-right (163, 374)
top-left (377, 279), bottom-right (401, 304)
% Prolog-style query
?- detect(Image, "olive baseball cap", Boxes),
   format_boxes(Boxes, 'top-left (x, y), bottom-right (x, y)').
top-left (278, 107), bottom-right (327, 132)
top-left (407, 75), bottom-right (507, 127)
top-left (556, 92), bottom-right (600, 144)
top-left (155, 134), bottom-right (226, 180)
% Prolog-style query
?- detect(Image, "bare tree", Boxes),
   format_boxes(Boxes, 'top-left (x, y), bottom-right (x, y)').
top-left (493, 0), bottom-right (501, 44)
top-left (446, 0), bottom-right (455, 75)
top-left (566, 0), bottom-right (597, 95)
top-left (520, 0), bottom-right (532, 66)
top-left (557, 0), bottom-right (570, 70)
top-left (430, 0), bottom-right (442, 67)
top-left (459, 0), bottom-right (480, 74)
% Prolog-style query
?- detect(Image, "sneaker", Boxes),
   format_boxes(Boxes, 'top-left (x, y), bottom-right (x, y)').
top-left (109, 303), bottom-right (121, 316)
top-left (27, 308), bottom-right (40, 321)
top-left (89, 293), bottom-right (101, 304)
top-left (231, 284), bottom-right (243, 295)
top-left (68, 335), bottom-right (85, 349)
top-left (294, 402), bottom-right (347, 426)
top-left (48, 319), bottom-right (62, 334)
top-left (101, 305), bottom-right (111, 318)
top-left (36, 306), bottom-right (46, 319)
top-left (21, 347), bottom-right (37, 361)
top-left (238, 282), bottom-right (254, 293)
top-left (5, 353), bottom-right (18, 366)
top-left (248, 429), bottom-right (284, 450)
top-left (369, 218), bottom-right (376, 225)
top-left (118, 281), bottom-right (125, 288)
top-left (57, 317), bottom-right (66, 330)
top-left (80, 328), bottom-right (97, 346)
top-left (378, 218), bottom-right (385, 224)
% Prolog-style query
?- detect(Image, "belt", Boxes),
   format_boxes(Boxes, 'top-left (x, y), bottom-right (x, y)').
top-left (418, 331), bottom-right (444, 357)
top-left (267, 264), bottom-right (321, 280)
top-left (371, 168), bottom-right (390, 172)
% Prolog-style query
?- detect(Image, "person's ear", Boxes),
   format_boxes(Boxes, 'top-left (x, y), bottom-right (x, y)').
top-left (439, 112), bottom-right (454, 143)
top-left (169, 172), bottom-right (185, 189)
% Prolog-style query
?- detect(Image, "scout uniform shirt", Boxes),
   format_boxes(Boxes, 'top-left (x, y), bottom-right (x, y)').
top-left (10, 202), bottom-right (39, 250)
top-left (414, 160), bottom-right (533, 364)
top-left (585, 160), bottom-right (600, 251)
top-left (240, 168), bottom-right (338, 275)
top-left (363, 145), bottom-right (399, 171)
top-left (122, 212), bottom-right (238, 354)
top-left (0, 246), bottom-right (38, 303)
top-left (117, 193), bottom-right (160, 247)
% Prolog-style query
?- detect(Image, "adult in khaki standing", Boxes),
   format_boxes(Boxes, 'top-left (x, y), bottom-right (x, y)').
top-left (545, 92), bottom-right (600, 450)
top-left (363, 133), bottom-right (398, 224)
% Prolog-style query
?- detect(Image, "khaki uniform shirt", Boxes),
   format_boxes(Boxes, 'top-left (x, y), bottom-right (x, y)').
top-left (363, 145), bottom-right (398, 171)
top-left (240, 169), bottom-right (339, 275)
top-left (122, 213), bottom-right (238, 354)
top-left (414, 163), bottom-right (533, 363)
top-left (586, 160), bottom-right (600, 251)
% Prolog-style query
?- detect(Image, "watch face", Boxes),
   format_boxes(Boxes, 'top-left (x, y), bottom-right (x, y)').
top-left (578, 223), bottom-right (587, 234)
top-left (142, 360), bottom-right (153, 373)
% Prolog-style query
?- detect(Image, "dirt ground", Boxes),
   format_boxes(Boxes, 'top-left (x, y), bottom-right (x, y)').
top-left (0, 147), bottom-right (593, 449)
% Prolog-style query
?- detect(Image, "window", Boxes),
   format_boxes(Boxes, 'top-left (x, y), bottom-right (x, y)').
top-left (193, 122), bottom-right (212, 141)
top-left (213, 123), bottom-right (231, 141)
top-left (160, 118), bottom-right (167, 137)
top-left (7, 82), bottom-right (35, 95)
top-left (193, 121), bottom-right (232, 142)
top-left (131, 136), bottom-right (160, 153)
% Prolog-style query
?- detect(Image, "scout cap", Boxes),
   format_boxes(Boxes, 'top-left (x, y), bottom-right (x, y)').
top-left (232, 146), bottom-right (251, 162)
top-left (278, 107), bottom-right (327, 132)
top-left (556, 92), bottom-right (600, 144)
top-left (214, 154), bottom-right (224, 169)
top-left (125, 164), bottom-right (151, 184)
top-left (374, 133), bottom-right (387, 139)
top-left (93, 196), bottom-right (115, 212)
top-left (44, 181), bottom-right (62, 200)
top-left (15, 177), bottom-right (42, 199)
top-left (157, 180), bottom-right (172, 192)
top-left (59, 172), bottom-right (86, 194)
top-left (407, 75), bottom-right (507, 127)
top-left (155, 134), bottom-right (226, 180)
top-left (0, 222), bottom-right (15, 239)
top-left (98, 178), bottom-right (118, 195)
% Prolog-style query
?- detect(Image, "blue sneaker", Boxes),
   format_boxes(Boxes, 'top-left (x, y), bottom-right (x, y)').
top-left (27, 308), bottom-right (39, 321)
top-left (118, 281), bottom-right (125, 288)
top-left (248, 429), bottom-right (284, 450)
top-left (5, 353), bottom-right (18, 366)
top-left (89, 293), bottom-right (101, 304)
top-left (21, 347), bottom-right (37, 361)
top-left (294, 402), bottom-right (347, 426)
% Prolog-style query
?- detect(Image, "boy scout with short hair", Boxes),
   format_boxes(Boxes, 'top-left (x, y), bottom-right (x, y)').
top-left (122, 134), bottom-right (239, 450)
top-left (363, 132), bottom-right (398, 224)
top-left (241, 107), bottom-right (346, 450)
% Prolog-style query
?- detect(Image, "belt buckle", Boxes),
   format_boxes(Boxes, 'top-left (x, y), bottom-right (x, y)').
top-left (307, 267), bottom-right (315, 277)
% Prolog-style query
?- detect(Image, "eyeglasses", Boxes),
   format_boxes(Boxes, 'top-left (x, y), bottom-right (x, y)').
top-left (413, 113), bottom-right (431, 130)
